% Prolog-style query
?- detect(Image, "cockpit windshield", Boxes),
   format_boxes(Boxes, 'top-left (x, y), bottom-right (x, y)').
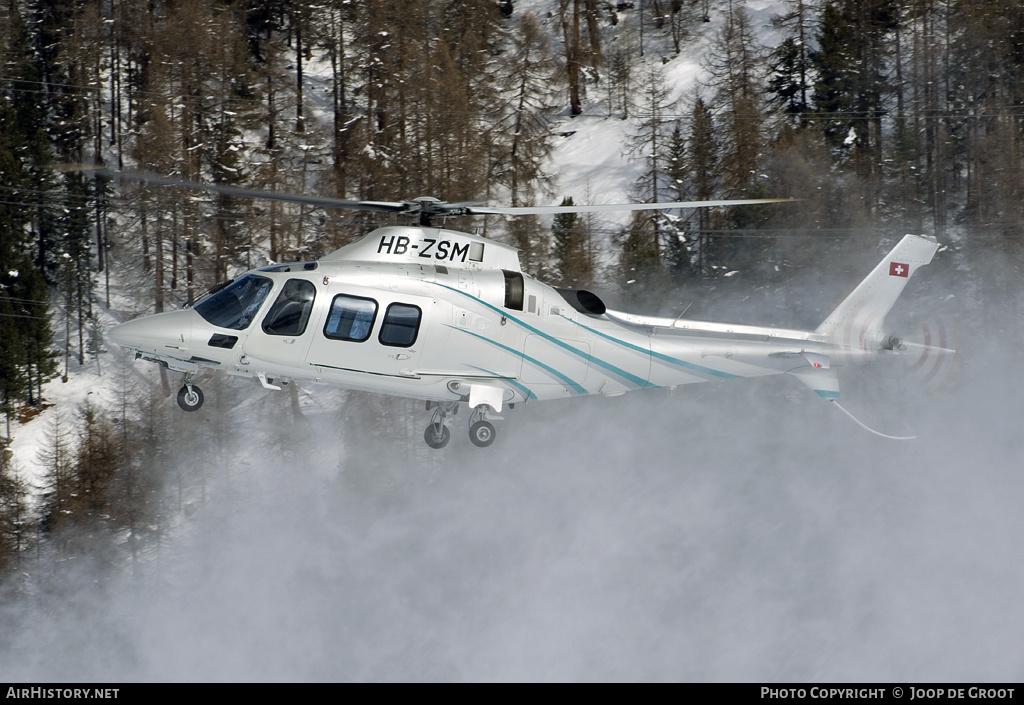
top-left (193, 274), bottom-right (273, 330)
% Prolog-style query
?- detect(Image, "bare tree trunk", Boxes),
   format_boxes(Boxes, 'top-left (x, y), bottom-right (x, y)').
top-left (294, 4), bottom-right (305, 134)
top-left (330, 3), bottom-right (349, 197)
top-left (561, 0), bottom-right (583, 115)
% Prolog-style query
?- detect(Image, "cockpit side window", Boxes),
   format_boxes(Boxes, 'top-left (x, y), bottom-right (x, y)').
top-left (324, 294), bottom-right (378, 342)
top-left (194, 274), bottom-right (273, 330)
top-left (262, 279), bottom-right (316, 336)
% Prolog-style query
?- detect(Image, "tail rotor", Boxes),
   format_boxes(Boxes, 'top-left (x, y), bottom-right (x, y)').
top-left (903, 319), bottom-right (960, 393)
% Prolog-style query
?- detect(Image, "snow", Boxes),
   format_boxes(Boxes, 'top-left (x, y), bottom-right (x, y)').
top-left (6, 302), bottom-right (127, 494)
top-left (4, 0), bottom-right (796, 515)
top-left (6, 1), bottom-right (1023, 683)
top-left (526, 0), bottom-right (788, 221)
top-left (548, 114), bottom-right (638, 203)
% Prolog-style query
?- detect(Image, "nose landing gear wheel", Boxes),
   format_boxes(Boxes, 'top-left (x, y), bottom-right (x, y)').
top-left (177, 384), bottom-right (204, 411)
top-left (469, 420), bottom-right (495, 447)
top-left (424, 423), bottom-right (451, 449)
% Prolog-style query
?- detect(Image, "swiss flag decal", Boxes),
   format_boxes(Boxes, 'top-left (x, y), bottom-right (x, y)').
top-left (889, 261), bottom-right (909, 277)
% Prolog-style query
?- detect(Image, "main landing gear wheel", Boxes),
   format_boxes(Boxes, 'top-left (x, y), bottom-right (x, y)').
top-left (176, 384), bottom-right (204, 412)
top-left (423, 401), bottom-right (458, 449)
top-left (424, 423), bottom-right (451, 449)
top-left (469, 420), bottom-right (495, 448)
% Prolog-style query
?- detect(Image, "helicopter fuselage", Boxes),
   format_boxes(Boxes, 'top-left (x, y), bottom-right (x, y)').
top-left (109, 225), bottom-right (939, 445)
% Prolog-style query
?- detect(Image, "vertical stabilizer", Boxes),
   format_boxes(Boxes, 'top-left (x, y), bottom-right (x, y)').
top-left (816, 234), bottom-right (939, 352)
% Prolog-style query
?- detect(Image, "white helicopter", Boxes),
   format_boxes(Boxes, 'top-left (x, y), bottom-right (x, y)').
top-left (101, 170), bottom-right (943, 447)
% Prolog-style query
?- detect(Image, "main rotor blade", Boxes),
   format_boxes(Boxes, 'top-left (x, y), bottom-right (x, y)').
top-left (62, 165), bottom-right (797, 218)
top-left (467, 198), bottom-right (798, 216)
top-left (70, 166), bottom-right (407, 214)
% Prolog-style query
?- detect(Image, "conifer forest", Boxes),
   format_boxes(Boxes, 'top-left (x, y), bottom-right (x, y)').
top-left (1, 0), bottom-right (1023, 681)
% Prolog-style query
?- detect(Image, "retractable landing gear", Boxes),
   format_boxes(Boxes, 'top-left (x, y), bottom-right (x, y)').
top-left (423, 402), bottom-right (504, 449)
top-left (424, 401), bottom-right (457, 449)
top-left (468, 406), bottom-right (497, 448)
top-left (176, 374), bottom-right (204, 412)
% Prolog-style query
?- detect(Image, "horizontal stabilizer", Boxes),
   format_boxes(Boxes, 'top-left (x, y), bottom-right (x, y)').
top-left (790, 365), bottom-right (840, 399)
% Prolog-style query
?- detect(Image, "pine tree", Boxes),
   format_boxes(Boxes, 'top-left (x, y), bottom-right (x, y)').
top-left (552, 197), bottom-right (594, 287)
top-left (72, 402), bottom-right (123, 525)
top-left (19, 266), bottom-right (57, 407)
top-left (348, 1), bottom-right (494, 203)
top-left (768, 0), bottom-right (819, 128)
top-left (812, 0), bottom-right (896, 195)
top-left (607, 43), bottom-right (635, 119)
top-left (489, 12), bottom-right (561, 209)
top-left (57, 172), bottom-right (95, 370)
top-left (768, 37), bottom-right (813, 126)
top-left (947, 0), bottom-right (1024, 244)
top-left (2, 7), bottom-right (61, 283)
top-left (811, 2), bottom-right (858, 153)
top-left (0, 75), bottom-right (58, 417)
top-left (322, 0), bottom-right (359, 203)
top-left (627, 63), bottom-right (677, 269)
top-left (686, 95), bottom-right (719, 274)
top-left (662, 122), bottom-right (693, 282)
top-left (0, 303), bottom-right (27, 440)
top-left (629, 63), bottom-right (676, 205)
top-left (109, 388), bottom-right (166, 571)
top-left (37, 409), bottom-right (77, 537)
top-left (617, 210), bottom-right (670, 310)
top-left (703, 5), bottom-right (766, 197)
top-left (0, 452), bottom-right (32, 570)
top-left (507, 215), bottom-right (550, 277)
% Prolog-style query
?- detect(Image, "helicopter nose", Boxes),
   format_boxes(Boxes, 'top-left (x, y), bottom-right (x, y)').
top-left (109, 310), bottom-right (195, 353)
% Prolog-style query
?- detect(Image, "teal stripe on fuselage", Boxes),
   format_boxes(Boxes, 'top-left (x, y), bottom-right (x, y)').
top-left (464, 364), bottom-right (538, 401)
top-left (448, 325), bottom-right (586, 395)
top-left (565, 316), bottom-right (740, 380)
top-left (432, 283), bottom-right (651, 390)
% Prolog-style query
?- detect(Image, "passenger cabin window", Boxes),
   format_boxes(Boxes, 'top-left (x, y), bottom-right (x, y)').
top-left (194, 274), bottom-right (273, 331)
top-left (379, 303), bottom-right (422, 347)
top-left (262, 279), bottom-right (316, 336)
top-left (324, 295), bottom-right (377, 342)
